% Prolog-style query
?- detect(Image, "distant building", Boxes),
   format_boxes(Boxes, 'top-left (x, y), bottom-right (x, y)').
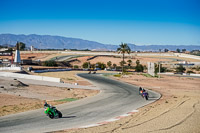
top-left (0, 48), bottom-right (8, 51)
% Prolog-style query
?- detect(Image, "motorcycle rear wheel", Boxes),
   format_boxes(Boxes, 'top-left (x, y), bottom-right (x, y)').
top-left (49, 112), bottom-right (54, 119)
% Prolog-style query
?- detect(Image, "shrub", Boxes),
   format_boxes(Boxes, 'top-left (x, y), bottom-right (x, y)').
top-left (155, 64), bottom-right (167, 74)
top-left (73, 65), bottom-right (79, 69)
top-left (82, 62), bottom-right (90, 68)
top-left (107, 61), bottom-right (112, 68)
top-left (96, 62), bottom-right (106, 70)
top-left (135, 60), bottom-right (144, 72)
top-left (43, 60), bottom-right (57, 66)
top-left (176, 65), bottom-right (186, 73)
top-left (186, 70), bottom-right (195, 74)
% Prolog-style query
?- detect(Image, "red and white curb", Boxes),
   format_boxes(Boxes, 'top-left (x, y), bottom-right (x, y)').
top-left (80, 109), bottom-right (139, 128)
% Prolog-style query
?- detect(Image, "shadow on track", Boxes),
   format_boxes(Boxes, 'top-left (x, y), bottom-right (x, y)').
top-left (61, 116), bottom-right (76, 119)
top-left (148, 95), bottom-right (162, 101)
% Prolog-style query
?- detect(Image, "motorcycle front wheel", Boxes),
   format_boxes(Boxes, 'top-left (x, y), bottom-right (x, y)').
top-left (57, 110), bottom-right (62, 118)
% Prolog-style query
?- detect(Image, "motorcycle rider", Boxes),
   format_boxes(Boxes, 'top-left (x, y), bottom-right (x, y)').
top-left (44, 100), bottom-right (52, 108)
top-left (142, 89), bottom-right (149, 100)
top-left (43, 100), bottom-right (62, 118)
top-left (44, 100), bottom-right (48, 107)
top-left (139, 87), bottom-right (142, 94)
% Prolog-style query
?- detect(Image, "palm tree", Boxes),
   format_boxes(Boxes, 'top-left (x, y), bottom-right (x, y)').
top-left (113, 63), bottom-right (117, 70)
top-left (117, 43), bottom-right (131, 73)
top-left (107, 61), bottom-right (112, 69)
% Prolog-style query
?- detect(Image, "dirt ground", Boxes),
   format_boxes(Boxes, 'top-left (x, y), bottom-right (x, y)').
top-left (0, 52), bottom-right (52, 61)
top-left (55, 74), bottom-right (200, 133)
top-left (1, 52), bottom-right (200, 132)
top-left (72, 56), bottom-right (172, 67)
top-left (0, 77), bottom-right (99, 116)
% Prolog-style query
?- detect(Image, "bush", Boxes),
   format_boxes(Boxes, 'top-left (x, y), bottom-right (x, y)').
top-left (73, 65), bottom-right (79, 69)
top-left (43, 60), bottom-right (57, 66)
top-left (82, 62), bottom-right (90, 68)
top-left (186, 70), bottom-right (195, 74)
top-left (135, 64), bottom-right (144, 72)
top-left (176, 65), bottom-right (186, 73)
top-left (96, 62), bottom-right (106, 70)
top-left (192, 66), bottom-right (200, 71)
top-left (155, 64), bottom-right (167, 74)
top-left (135, 60), bottom-right (144, 72)
top-left (107, 61), bottom-right (112, 68)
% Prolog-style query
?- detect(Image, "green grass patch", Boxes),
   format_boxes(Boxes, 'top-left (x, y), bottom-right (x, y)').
top-left (123, 72), bottom-right (133, 75)
top-left (143, 73), bottom-right (159, 78)
top-left (113, 74), bottom-right (121, 77)
top-left (102, 73), bottom-right (116, 77)
top-left (67, 78), bottom-right (74, 80)
top-left (55, 98), bottom-right (78, 102)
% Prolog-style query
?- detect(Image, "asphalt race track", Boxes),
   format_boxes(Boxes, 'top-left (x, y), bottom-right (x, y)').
top-left (0, 73), bottom-right (160, 133)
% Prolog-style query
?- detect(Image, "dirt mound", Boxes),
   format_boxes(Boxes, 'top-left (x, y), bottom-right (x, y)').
top-left (15, 80), bottom-right (29, 87)
top-left (9, 79), bottom-right (29, 88)
top-left (0, 78), bottom-right (28, 91)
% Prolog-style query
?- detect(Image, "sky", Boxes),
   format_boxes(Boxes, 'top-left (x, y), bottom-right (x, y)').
top-left (0, 0), bottom-right (200, 46)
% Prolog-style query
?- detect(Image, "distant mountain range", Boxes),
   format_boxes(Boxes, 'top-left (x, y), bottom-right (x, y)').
top-left (0, 34), bottom-right (199, 51)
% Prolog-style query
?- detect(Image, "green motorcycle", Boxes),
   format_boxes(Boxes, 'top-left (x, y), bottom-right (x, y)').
top-left (44, 104), bottom-right (62, 119)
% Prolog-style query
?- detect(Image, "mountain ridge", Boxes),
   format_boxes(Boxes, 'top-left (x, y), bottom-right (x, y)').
top-left (0, 33), bottom-right (199, 51)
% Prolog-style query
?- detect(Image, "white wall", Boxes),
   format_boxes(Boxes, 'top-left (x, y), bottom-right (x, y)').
top-left (0, 72), bottom-right (60, 83)
top-left (0, 67), bottom-right (22, 71)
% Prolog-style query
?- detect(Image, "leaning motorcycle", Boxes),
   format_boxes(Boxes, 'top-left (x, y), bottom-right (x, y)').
top-left (44, 106), bottom-right (62, 119)
top-left (142, 92), bottom-right (149, 100)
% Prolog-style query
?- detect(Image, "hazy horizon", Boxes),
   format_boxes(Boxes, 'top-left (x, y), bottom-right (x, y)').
top-left (1, 33), bottom-right (200, 46)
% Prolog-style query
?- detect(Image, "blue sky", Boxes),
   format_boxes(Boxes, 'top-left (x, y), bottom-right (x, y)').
top-left (0, 0), bottom-right (200, 45)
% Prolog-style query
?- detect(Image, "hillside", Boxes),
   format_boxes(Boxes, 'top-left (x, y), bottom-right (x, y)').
top-left (0, 34), bottom-right (199, 51)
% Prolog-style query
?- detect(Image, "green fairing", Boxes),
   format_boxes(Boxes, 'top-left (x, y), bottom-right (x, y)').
top-left (44, 107), bottom-right (50, 114)
top-left (45, 107), bottom-right (57, 116)
top-left (44, 104), bottom-right (62, 119)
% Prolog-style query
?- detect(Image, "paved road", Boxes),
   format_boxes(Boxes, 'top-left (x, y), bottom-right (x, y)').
top-left (0, 73), bottom-right (160, 133)
top-left (53, 55), bottom-right (75, 61)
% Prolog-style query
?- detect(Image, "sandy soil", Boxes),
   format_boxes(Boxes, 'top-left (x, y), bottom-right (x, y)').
top-left (0, 77), bottom-right (99, 116)
top-left (0, 53), bottom-right (51, 61)
top-left (56, 74), bottom-right (200, 133)
top-left (72, 56), bottom-right (172, 67)
top-left (1, 52), bottom-right (200, 132)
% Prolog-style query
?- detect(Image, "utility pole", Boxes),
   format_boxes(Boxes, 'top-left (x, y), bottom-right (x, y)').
top-left (159, 49), bottom-right (161, 78)
top-left (159, 61), bottom-right (161, 78)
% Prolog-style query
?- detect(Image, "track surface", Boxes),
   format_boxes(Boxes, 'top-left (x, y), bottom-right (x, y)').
top-left (0, 73), bottom-right (160, 133)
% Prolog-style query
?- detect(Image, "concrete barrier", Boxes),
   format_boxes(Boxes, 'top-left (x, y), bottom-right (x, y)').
top-left (159, 72), bottom-right (174, 75)
top-left (159, 72), bottom-right (200, 77)
top-left (0, 67), bottom-right (22, 71)
top-left (0, 72), bottom-right (60, 82)
top-left (31, 68), bottom-right (72, 73)
top-left (190, 74), bottom-right (200, 77)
